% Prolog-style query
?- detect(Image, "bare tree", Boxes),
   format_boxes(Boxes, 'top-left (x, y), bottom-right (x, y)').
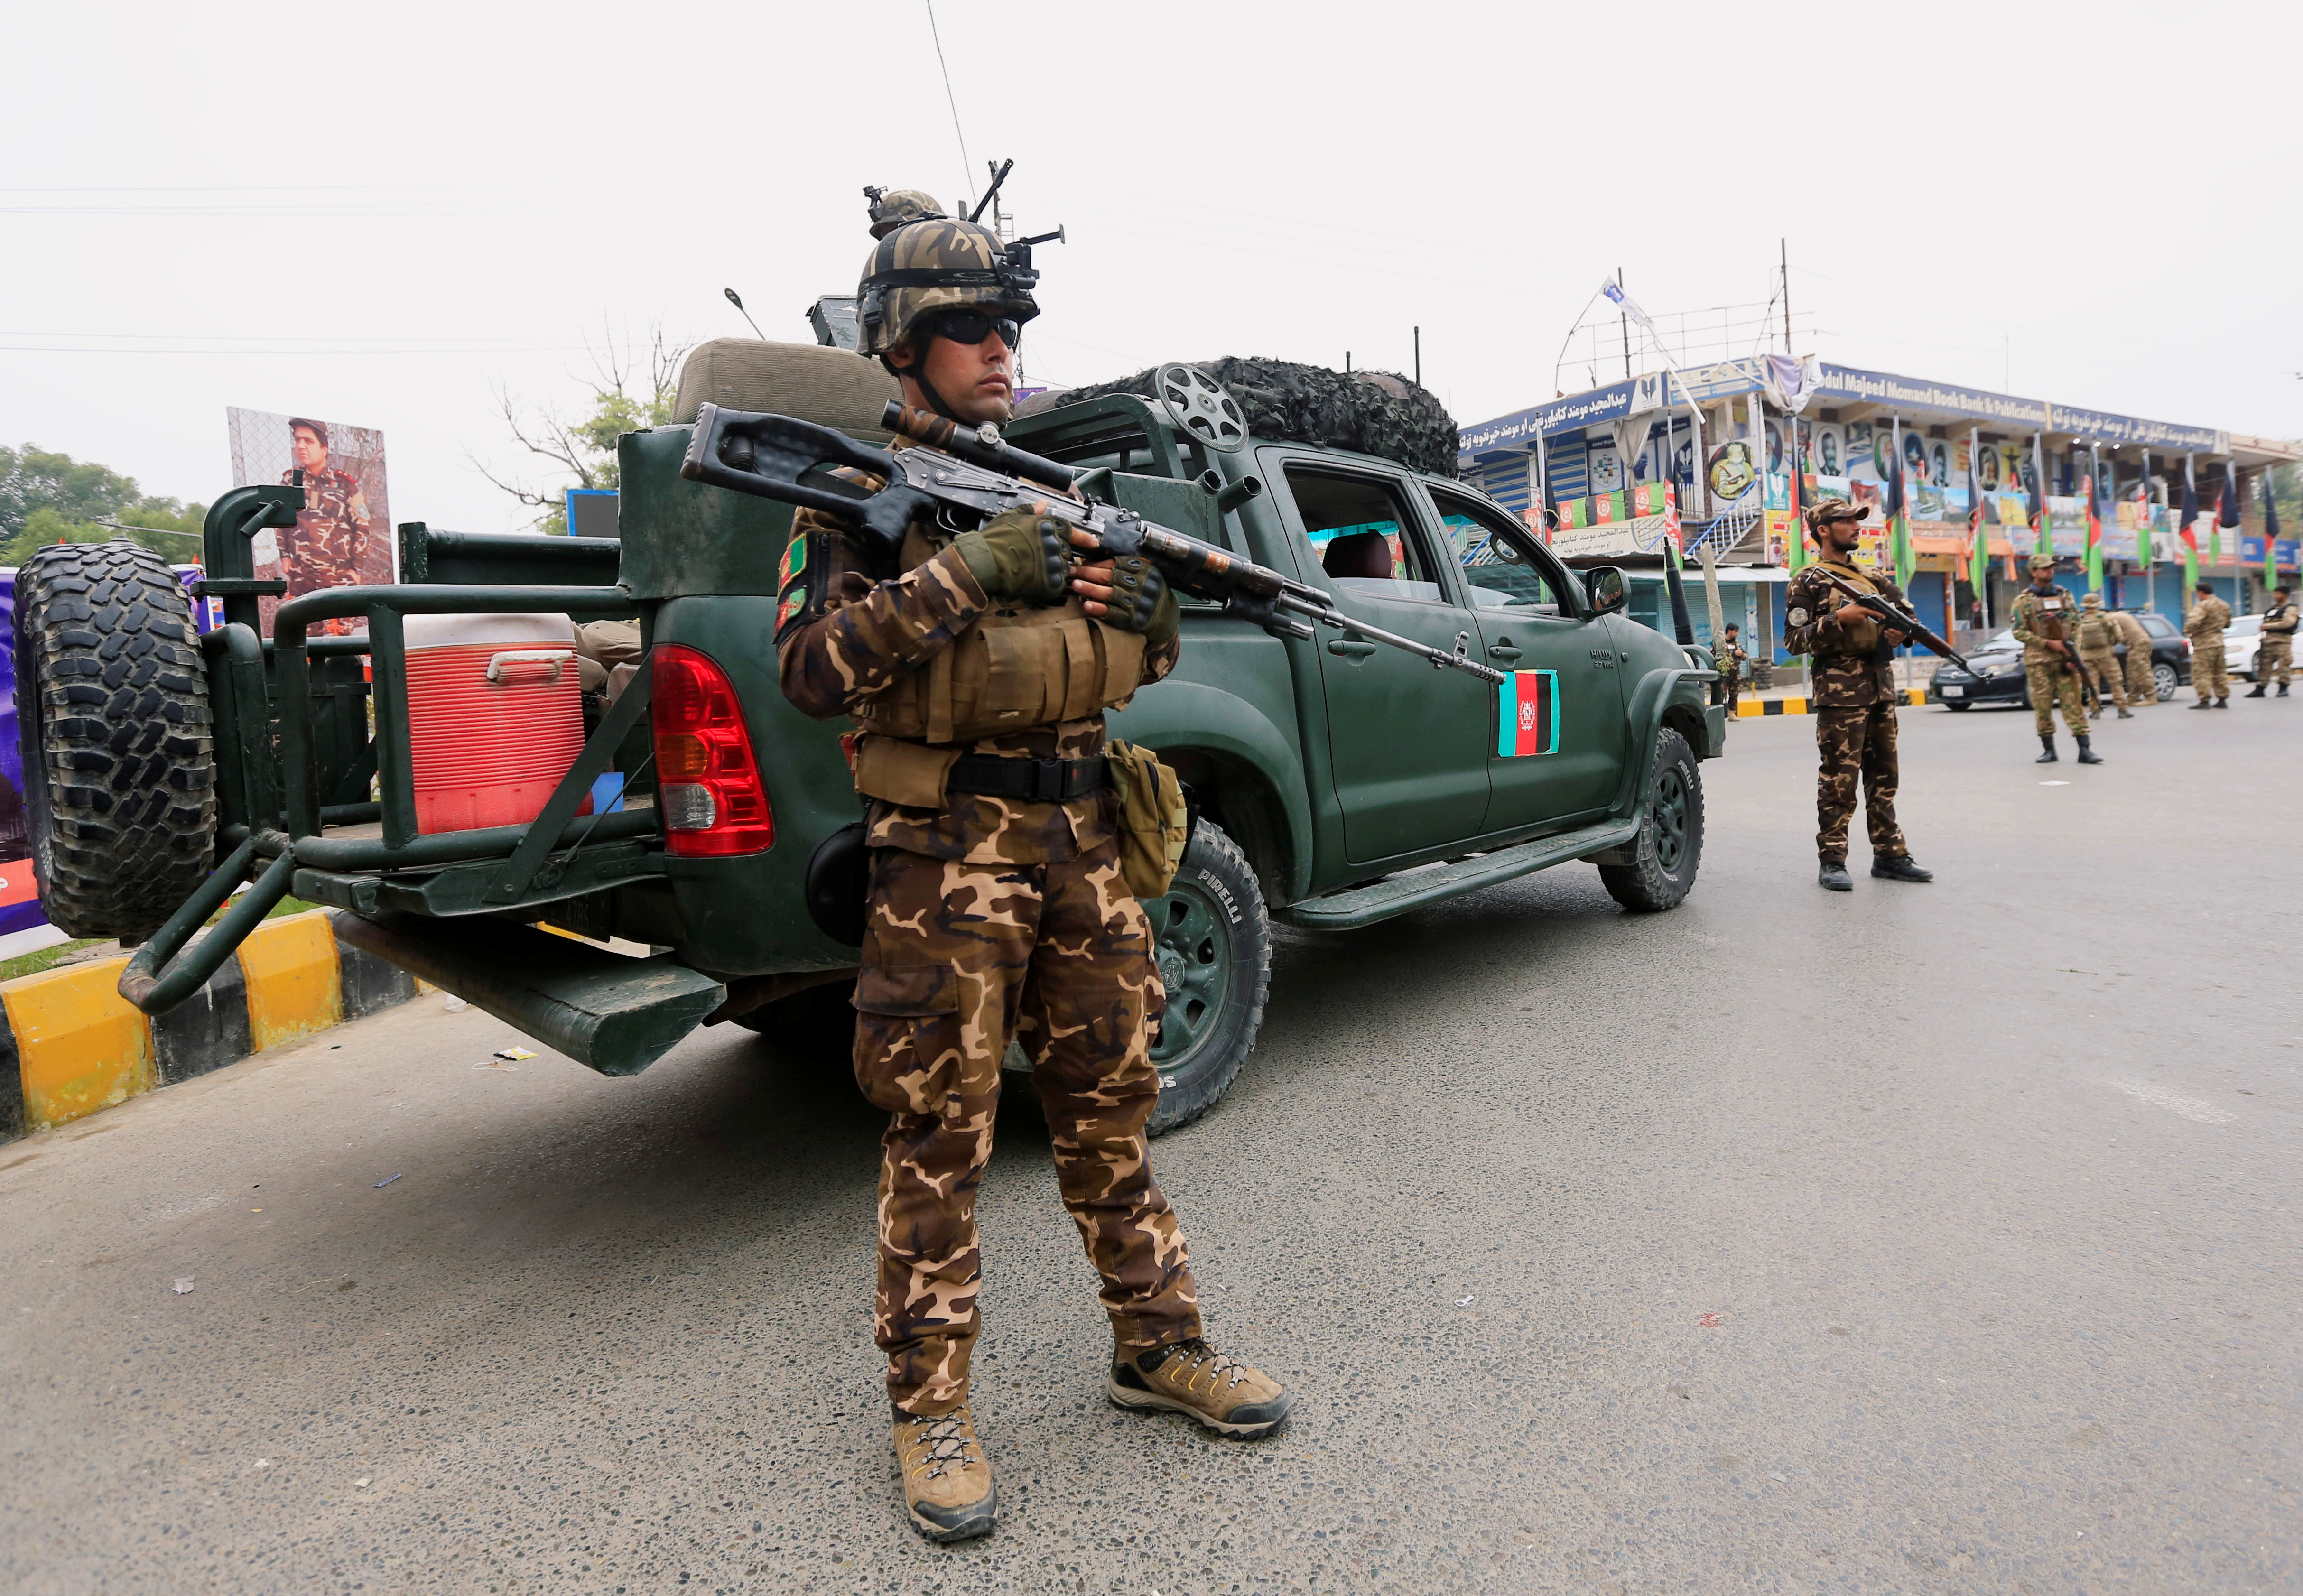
top-left (472, 321), bottom-right (689, 532)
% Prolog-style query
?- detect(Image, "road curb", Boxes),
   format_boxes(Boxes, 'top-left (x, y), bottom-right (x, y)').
top-left (1735, 688), bottom-right (1931, 718)
top-left (0, 909), bottom-right (418, 1142)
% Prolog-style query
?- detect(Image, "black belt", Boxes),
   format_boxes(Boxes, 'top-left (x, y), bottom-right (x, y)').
top-left (944, 754), bottom-right (1109, 804)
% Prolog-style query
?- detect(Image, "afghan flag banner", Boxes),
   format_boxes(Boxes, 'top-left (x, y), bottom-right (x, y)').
top-left (2266, 489), bottom-right (2283, 591)
top-left (1495, 669), bottom-right (1560, 758)
top-left (2085, 475), bottom-right (2105, 592)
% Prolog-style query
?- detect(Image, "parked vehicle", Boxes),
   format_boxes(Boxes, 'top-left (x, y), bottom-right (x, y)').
top-left (2226, 614), bottom-right (2266, 680)
top-left (1928, 610), bottom-right (2190, 708)
top-left (18, 353), bottom-right (1725, 1133)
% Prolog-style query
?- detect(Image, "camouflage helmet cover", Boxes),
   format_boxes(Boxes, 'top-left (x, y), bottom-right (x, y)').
top-left (2029, 552), bottom-right (2057, 570)
top-left (866, 188), bottom-right (948, 239)
top-left (1803, 495), bottom-right (1869, 532)
top-left (856, 214), bottom-right (1039, 358)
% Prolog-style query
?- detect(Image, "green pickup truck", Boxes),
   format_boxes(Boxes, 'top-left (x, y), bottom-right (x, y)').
top-left (17, 352), bottom-right (1722, 1133)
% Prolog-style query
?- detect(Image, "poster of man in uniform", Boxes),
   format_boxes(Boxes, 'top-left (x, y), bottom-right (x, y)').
top-left (225, 408), bottom-right (393, 635)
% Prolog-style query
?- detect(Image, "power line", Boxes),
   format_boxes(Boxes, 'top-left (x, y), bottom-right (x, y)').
top-left (923, 0), bottom-right (974, 209)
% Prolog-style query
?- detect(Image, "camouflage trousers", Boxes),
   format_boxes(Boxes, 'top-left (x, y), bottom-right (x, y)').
top-left (1722, 676), bottom-right (1742, 714)
top-left (853, 841), bottom-right (1199, 1417)
top-left (2125, 647), bottom-right (2157, 702)
top-left (2193, 643), bottom-right (2229, 702)
top-left (2026, 659), bottom-right (2089, 737)
top-left (2258, 638), bottom-right (2292, 686)
top-left (1814, 702), bottom-right (1905, 863)
top-left (2079, 648), bottom-right (2128, 709)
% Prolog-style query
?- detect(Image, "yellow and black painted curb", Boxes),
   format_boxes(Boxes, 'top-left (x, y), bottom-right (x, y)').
top-left (0, 909), bottom-right (418, 1142)
top-left (1736, 688), bottom-right (1932, 718)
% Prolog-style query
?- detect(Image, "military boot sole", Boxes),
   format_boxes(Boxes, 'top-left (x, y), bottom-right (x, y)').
top-left (906, 1481), bottom-right (998, 1543)
top-left (1106, 1372), bottom-right (1294, 1439)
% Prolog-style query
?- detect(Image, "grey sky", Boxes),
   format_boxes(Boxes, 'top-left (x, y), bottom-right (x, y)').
top-left (5, 0), bottom-right (2295, 534)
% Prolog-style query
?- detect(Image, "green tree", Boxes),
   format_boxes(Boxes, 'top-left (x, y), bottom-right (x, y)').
top-left (477, 325), bottom-right (687, 535)
top-left (0, 444), bottom-right (205, 565)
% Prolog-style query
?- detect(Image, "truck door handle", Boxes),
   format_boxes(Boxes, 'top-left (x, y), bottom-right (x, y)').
top-left (1326, 639), bottom-right (1377, 659)
top-left (1486, 645), bottom-right (1523, 662)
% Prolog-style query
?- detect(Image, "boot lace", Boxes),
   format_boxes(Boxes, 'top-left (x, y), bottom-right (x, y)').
top-left (903, 1409), bottom-right (980, 1481)
top-left (1161, 1338), bottom-right (1249, 1392)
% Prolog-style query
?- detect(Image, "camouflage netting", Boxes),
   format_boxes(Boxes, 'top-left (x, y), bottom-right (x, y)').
top-left (1020, 358), bottom-right (1460, 479)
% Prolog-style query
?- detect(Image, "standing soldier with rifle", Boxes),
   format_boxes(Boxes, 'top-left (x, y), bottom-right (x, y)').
top-left (2010, 554), bottom-right (2100, 763)
top-left (1783, 498), bottom-right (1934, 892)
top-left (2185, 579), bottom-right (2233, 708)
top-left (2245, 584), bottom-right (2294, 697)
top-left (773, 187), bottom-right (1289, 1544)
top-left (2076, 593), bottom-right (2133, 720)
top-left (1714, 622), bottom-right (1748, 714)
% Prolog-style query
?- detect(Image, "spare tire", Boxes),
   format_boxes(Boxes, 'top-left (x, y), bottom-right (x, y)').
top-left (1023, 357), bottom-right (1461, 478)
top-left (13, 540), bottom-right (216, 940)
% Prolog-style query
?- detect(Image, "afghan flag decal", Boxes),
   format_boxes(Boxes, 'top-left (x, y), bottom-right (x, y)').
top-left (1495, 669), bottom-right (1560, 758)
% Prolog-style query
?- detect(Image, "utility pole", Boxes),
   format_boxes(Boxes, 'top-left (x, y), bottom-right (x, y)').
top-left (1619, 266), bottom-right (1631, 381)
top-left (1781, 238), bottom-right (1792, 353)
top-left (1413, 326), bottom-right (1421, 388)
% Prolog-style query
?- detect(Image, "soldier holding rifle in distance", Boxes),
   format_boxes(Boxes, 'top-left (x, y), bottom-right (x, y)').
top-left (2009, 554), bottom-right (2101, 763)
top-left (2186, 579), bottom-right (2233, 707)
top-left (1783, 498), bottom-right (1934, 892)
top-left (771, 187), bottom-right (1289, 1544)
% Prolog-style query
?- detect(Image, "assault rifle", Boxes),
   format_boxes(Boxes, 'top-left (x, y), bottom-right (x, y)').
top-left (1808, 566), bottom-right (1987, 678)
top-left (2019, 594), bottom-right (2101, 715)
top-left (681, 400), bottom-right (1506, 686)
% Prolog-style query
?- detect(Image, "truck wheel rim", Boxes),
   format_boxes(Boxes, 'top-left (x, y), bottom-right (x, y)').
top-left (1150, 879), bottom-right (1232, 1068)
top-left (1652, 766), bottom-right (1689, 872)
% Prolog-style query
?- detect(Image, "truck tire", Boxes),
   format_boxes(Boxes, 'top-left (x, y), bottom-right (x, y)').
top-left (1143, 819), bottom-right (1271, 1136)
top-left (1598, 727), bottom-right (1703, 913)
top-left (13, 540), bottom-right (216, 940)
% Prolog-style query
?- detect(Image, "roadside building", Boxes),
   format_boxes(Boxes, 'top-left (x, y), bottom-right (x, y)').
top-left (1458, 361), bottom-right (2299, 663)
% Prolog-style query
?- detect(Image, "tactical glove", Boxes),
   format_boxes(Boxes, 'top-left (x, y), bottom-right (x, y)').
top-left (953, 507), bottom-right (1068, 606)
top-left (1097, 554), bottom-right (1180, 644)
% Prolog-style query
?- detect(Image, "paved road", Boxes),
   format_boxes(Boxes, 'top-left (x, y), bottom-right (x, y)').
top-left (4, 701), bottom-right (2296, 1594)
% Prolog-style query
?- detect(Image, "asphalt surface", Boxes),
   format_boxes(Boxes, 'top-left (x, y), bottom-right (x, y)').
top-left (3, 696), bottom-right (2296, 1595)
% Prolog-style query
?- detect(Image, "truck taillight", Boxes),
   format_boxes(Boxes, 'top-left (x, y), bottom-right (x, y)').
top-left (650, 645), bottom-right (773, 856)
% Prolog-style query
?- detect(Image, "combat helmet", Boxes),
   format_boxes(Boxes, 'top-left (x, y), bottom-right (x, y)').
top-left (865, 188), bottom-right (947, 239)
top-left (855, 201), bottom-right (1040, 362)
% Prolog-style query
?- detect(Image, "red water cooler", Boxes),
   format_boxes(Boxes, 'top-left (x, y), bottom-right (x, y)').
top-left (403, 612), bottom-right (585, 833)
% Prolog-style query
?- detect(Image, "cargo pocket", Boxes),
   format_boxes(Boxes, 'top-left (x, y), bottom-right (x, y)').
top-left (851, 963), bottom-right (964, 1115)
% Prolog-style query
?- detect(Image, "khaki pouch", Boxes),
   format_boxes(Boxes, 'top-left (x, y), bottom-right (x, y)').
top-left (851, 733), bottom-right (962, 808)
top-left (1104, 740), bottom-right (1189, 900)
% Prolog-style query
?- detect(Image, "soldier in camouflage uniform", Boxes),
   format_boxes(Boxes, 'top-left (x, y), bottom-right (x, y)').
top-left (279, 418), bottom-right (371, 637)
top-left (2184, 580), bottom-right (2233, 707)
top-left (2111, 606), bottom-right (2157, 703)
top-left (2075, 592), bottom-right (2132, 719)
top-left (2009, 554), bottom-right (2100, 762)
top-left (2244, 584), bottom-right (2294, 697)
top-left (778, 194), bottom-right (1289, 1544)
top-left (1783, 498), bottom-right (1933, 891)
top-left (1714, 622), bottom-right (1748, 714)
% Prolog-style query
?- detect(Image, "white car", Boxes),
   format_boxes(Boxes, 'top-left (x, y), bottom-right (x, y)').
top-left (2226, 615), bottom-right (2265, 679)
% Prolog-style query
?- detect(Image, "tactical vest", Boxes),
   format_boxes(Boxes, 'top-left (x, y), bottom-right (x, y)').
top-left (848, 524), bottom-right (1146, 807)
top-left (1816, 562), bottom-right (1883, 655)
top-left (2076, 611), bottom-right (2117, 650)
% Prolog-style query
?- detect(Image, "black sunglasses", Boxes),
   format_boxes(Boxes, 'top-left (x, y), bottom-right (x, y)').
top-left (923, 307), bottom-right (1022, 350)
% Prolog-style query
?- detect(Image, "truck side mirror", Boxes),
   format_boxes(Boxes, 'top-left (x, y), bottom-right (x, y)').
top-left (1585, 566), bottom-right (1628, 615)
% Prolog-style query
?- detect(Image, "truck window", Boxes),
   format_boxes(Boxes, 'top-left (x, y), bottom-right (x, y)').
top-left (1285, 467), bottom-right (1446, 603)
top-left (1428, 490), bottom-right (1564, 616)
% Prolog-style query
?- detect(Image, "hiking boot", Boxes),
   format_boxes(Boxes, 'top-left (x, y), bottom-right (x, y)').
top-left (1870, 854), bottom-right (1933, 882)
top-left (1109, 1338), bottom-right (1292, 1439)
top-left (892, 1403), bottom-right (997, 1542)
top-left (2280, 684), bottom-right (2291, 697)
top-left (2189, 700), bottom-right (2215, 710)
top-left (2215, 697), bottom-right (2229, 707)
top-left (2245, 684), bottom-right (2267, 698)
top-left (2075, 736), bottom-right (2103, 765)
top-left (2116, 706), bottom-right (2134, 719)
top-left (1817, 860), bottom-right (1853, 892)
top-left (2036, 736), bottom-right (2059, 762)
